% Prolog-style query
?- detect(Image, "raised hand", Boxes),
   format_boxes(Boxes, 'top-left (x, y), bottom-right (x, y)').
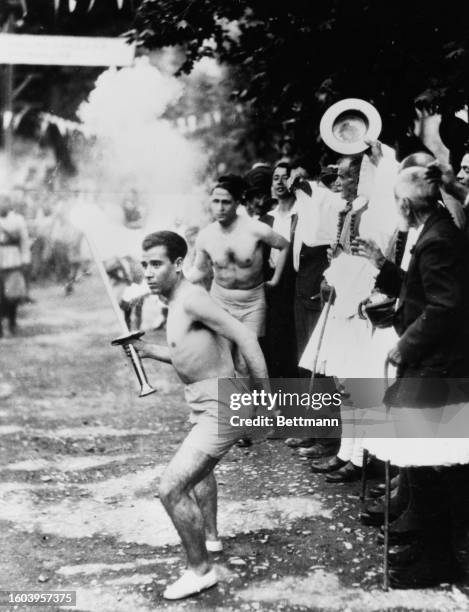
top-left (425, 160), bottom-right (469, 203)
top-left (351, 237), bottom-right (386, 269)
top-left (364, 139), bottom-right (383, 167)
top-left (425, 160), bottom-right (455, 187)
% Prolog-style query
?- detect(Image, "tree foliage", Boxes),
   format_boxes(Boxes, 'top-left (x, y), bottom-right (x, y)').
top-left (133, 1), bottom-right (469, 159)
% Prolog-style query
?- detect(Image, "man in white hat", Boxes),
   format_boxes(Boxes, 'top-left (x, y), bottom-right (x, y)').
top-left (300, 141), bottom-right (401, 478)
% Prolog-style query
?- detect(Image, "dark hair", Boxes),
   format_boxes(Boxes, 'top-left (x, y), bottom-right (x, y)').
top-left (142, 231), bottom-right (188, 262)
top-left (273, 161), bottom-right (291, 176)
top-left (244, 165), bottom-right (272, 199)
top-left (290, 156), bottom-right (320, 179)
top-left (319, 164), bottom-right (338, 187)
top-left (211, 174), bottom-right (245, 202)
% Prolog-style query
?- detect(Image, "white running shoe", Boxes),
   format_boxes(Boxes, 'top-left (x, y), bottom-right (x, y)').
top-left (162, 568), bottom-right (218, 600)
top-left (206, 539), bottom-right (223, 553)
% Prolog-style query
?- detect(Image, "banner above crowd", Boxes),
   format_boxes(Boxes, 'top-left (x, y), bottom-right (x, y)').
top-left (0, 33), bottom-right (134, 66)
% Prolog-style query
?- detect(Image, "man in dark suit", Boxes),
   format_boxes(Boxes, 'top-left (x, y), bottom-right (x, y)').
top-left (354, 166), bottom-right (469, 588)
top-left (365, 167), bottom-right (469, 379)
top-left (260, 162), bottom-right (298, 378)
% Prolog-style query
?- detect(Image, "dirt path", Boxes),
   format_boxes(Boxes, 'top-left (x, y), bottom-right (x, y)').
top-left (1, 276), bottom-right (468, 611)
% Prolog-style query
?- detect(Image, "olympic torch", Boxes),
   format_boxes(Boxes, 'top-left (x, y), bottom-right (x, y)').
top-left (85, 232), bottom-right (156, 398)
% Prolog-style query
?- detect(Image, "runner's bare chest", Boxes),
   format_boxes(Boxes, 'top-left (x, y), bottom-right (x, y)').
top-left (206, 229), bottom-right (261, 270)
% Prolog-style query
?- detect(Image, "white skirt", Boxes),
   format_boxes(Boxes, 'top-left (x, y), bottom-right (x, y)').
top-left (300, 306), bottom-right (374, 378)
top-left (365, 437), bottom-right (469, 467)
top-left (363, 403), bottom-right (469, 466)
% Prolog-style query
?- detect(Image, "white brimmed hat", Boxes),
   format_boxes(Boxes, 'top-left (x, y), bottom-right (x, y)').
top-left (320, 98), bottom-right (382, 154)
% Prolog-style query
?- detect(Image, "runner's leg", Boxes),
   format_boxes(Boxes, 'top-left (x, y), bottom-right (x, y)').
top-left (159, 443), bottom-right (218, 574)
top-left (193, 471), bottom-right (218, 541)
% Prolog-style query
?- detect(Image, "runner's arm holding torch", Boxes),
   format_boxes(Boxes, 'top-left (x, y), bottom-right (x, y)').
top-left (131, 340), bottom-right (172, 364)
top-left (132, 288), bottom-right (268, 378)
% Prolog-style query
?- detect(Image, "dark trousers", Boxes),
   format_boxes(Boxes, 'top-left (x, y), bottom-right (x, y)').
top-left (0, 300), bottom-right (18, 336)
top-left (294, 244), bottom-right (337, 443)
top-left (264, 285), bottom-right (298, 378)
top-left (0, 273), bottom-right (19, 336)
top-left (294, 244), bottom-right (329, 376)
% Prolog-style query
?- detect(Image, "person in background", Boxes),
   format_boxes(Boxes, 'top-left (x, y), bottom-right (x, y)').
top-left (186, 175), bottom-right (289, 344)
top-left (285, 160), bottom-right (344, 458)
top-left (277, 135), bottom-right (295, 164)
top-left (292, 159), bottom-right (343, 381)
top-left (0, 194), bottom-right (30, 337)
top-left (243, 164), bottom-right (274, 219)
top-left (354, 167), bottom-right (469, 588)
top-left (29, 195), bottom-right (56, 281)
top-left (122, 189), bottom-right (145, 229)
top-left (302, 144), bottom-right (401, 477)
top-left (10, 188), bottom-right (34, 302)
top-left (428, 154), bottom-right (469, 228)
top-left (260, 162), bottom-right (298, 377)
top-left (187, 174), bottom-right (289, 447)
top-left (106, 255), bottom-right (150, 331)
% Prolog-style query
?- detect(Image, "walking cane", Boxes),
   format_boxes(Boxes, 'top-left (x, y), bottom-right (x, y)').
top-left (308, 288), bottom-right (335, 395)
top-left (383, 356), bottom-right (391, 591)
top-left (360, 448), bottom-right (369, 509)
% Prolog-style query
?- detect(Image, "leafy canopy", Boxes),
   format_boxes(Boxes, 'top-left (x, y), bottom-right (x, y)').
top-left (133, 1), bottom-right (469, 151)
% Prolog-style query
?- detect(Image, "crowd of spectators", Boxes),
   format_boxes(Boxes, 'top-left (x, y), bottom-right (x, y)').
top-left (181, 143), bottom-right (469, 589)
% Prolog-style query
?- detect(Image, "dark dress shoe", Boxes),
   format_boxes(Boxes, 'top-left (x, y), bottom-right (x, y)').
top-left (325, 461), bottom-right (362, 483)
top-left (368, 475), bottom-right (400, 498)
top-left (368, 483), bottom-right (387, 499)
top-left (376, 506), bottom-right (426, 544)
top-left (389, 537), bottom-right (456, 589)
top-left (310, 456), bottom-right (346, 474)
top-left (237, 437), bottom-right (252, 447)
top-left (377, 529), bottom-right (422, 546)
top-left (360, 494), bottom-right (406, 526)
top-left (379, 504), bottom-right (431, 540)
top-left (298, 443), bottom-right (338, 459)
top-left (388, 541), bottom-right (422, 564)
top-left (360, 508), bottom-right (400, 527)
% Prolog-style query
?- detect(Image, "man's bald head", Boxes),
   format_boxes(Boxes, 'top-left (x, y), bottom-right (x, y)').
top-left (399, 152), bottom-right (435, 172)
top-left (394, 167), bottom-right (439, 225)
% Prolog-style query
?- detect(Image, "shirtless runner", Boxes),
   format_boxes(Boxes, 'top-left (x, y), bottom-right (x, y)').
top-left (131, 230), bottom-right (269, 600)
top-left (186, 176), bottom-right (290, 339)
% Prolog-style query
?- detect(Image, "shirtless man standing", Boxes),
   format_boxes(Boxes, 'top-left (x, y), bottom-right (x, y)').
top-left (186, 176), bottom-right (289, 339)
top-left (132, 230), bottom-right (269, 600)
